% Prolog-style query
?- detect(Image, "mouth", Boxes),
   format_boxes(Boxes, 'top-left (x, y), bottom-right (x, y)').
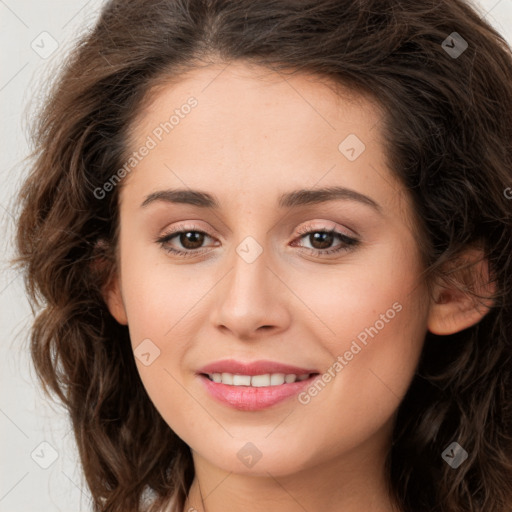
top-left (196, 359), bottom-right (320, 411)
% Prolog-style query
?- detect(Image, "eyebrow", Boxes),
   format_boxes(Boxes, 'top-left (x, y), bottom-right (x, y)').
top-left (140, 186), bottom-right (382, 212)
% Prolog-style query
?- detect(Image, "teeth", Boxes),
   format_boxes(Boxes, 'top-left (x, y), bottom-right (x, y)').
top-left (270, 373), bottom-right (285, 385)
top-left (221, 372), bottom-right (233, 385)
top-left (233, 374), bottom-right (251, 386)
top-left (207, 372), bottom-right (311, 386)
top-left (251, 374), bottom-right (272, 387)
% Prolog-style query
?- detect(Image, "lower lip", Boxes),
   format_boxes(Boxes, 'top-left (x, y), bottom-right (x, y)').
top-left (198, 374), bottom-right (319, 411)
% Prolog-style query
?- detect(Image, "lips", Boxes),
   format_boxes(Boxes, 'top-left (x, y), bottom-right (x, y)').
top-left (196, 359), bottom-right (320, 411)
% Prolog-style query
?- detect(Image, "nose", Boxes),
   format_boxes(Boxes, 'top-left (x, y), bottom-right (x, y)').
top-left (209, 238), bottom-right (291, 341)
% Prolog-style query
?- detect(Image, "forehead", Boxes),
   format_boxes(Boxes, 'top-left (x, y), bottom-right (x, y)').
top-left (130, 61), bottom-right (384, 147)
top-left (120, 61), bottom-right (408, 220)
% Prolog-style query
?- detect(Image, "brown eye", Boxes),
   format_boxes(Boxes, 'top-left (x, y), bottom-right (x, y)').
top-left (292, 224), bottom-right (360, 257)
top-left (307, 231), bottom-right (335, 250)
top-left (156, 224), bottom-right (359, 259)
top-left (178, 231), bottom-right (206, 250)
top-left (156, 226), bottom-right (217, 257)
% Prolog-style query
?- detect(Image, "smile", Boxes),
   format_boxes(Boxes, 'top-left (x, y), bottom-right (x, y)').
top-left (197, 359), bottom-right (320, 411)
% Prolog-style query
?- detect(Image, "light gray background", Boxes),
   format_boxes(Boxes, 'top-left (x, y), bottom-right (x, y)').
top-left (1, 1), bottom-right (511, 510)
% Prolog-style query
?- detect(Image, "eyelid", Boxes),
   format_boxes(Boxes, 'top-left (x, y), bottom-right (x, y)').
top-left (157, 221), bottom-right (218, 241)
top-left (295, 220), bottom-right (357, 238)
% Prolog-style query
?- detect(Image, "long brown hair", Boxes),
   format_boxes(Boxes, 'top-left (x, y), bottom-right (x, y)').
top-left (14, 1), bottom-right (512, 511)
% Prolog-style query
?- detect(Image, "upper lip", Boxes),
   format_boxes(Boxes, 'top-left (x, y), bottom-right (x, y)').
top-left (197, 359), bottom-right (318, 376)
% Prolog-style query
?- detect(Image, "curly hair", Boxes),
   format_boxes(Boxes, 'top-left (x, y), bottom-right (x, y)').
top-left (14, 0), bottom-right (512, 511)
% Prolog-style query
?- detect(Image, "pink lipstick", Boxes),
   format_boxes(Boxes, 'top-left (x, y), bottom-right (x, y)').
top-left (197, 359), bottom-right (320, 411)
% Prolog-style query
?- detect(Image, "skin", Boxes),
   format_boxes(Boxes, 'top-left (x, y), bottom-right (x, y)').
top-left (104, 61), bottom-right (492, 512)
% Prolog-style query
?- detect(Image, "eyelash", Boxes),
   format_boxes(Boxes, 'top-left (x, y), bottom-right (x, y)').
top-left (155, 222), bottom-right (360, 259)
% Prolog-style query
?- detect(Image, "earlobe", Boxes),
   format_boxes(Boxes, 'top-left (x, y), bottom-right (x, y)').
top-left (427, 249), bottom-right (495, 336)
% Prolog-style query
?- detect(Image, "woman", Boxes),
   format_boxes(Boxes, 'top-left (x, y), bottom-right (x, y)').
top-left (14, 0), bottom-right (512, 511)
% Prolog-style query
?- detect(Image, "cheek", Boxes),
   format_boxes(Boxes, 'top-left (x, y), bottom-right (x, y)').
top-left (116, 243), bottom-right (215, 418)
top-left (301, 297), bottom-right (427, 467)
top-left (292, 241), bottom-right (428, 418)
top-left (118, 234), bottom-right (206, 345)
top-left (290, 237), bottom-right (426, 357)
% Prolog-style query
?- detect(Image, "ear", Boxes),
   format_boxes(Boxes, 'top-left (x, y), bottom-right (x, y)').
top-left (92, 239), bottom-right (128, 326)
top-left (427, 248), bottom-right (495, 335)
top-left (103, 271), bottom-right (128, 326)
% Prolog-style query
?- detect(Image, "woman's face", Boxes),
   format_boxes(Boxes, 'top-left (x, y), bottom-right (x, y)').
top-left (107, 61), bottom-right (431, 478)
